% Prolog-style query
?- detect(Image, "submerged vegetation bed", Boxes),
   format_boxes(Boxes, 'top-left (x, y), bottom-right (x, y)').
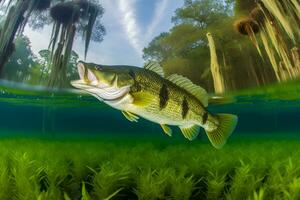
top-left (0, 137), bottom-right (300, 199)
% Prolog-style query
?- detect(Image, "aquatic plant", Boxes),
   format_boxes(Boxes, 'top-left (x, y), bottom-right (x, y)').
top-left (91, 163), bottom-right (131, 199)
top-left (206, 170), bottom-right (227, 199)
top-left (10, 152), bottom-right (41, 199)
top-left (0, 138), bottom-right (298, 199)
top-left (135, 168), bottom-right (169, 200)
top-left (0, 157), bottom-right (10, 200)
top-left (167, 168), bottom-right (195, 199)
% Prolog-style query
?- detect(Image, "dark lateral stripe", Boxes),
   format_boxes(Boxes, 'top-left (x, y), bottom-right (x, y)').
top-left (202, 112), bottom-right (208, 124)
top-left (182, 97), bottom-right (189, 119)
top-left (129, 70), bottom-right (141, 92)
top-left (159, 84), bottom-right (169, 109)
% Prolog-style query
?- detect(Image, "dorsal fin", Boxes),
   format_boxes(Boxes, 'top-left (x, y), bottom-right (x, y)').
top-left (167, 74), bottom-right (208, 107)
top-left (144, 62), bottom-right (164, 77)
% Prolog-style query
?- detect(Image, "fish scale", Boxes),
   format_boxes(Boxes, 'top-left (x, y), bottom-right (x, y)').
top-left (133, 73), bottom-right (194, 123)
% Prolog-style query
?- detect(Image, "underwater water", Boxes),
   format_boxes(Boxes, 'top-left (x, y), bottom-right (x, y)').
top-left (1, 80), bottom-right (300, 199)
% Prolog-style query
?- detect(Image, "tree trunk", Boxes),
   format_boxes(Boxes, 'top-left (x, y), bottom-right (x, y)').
top-left (48, 24), bottom-right (76, 88)
top-left (0, 1), bottom-right (28, 73)
top-left (206, 33), bottom-right (225, 94)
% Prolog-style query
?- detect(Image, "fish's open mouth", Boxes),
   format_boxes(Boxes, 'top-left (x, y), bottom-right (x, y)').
top-left (72, 62), bottom-right (104, 87)
top-left (71, 62), bottom-right (130, 102)
top-left (70, 79), bottom-right (90, 89)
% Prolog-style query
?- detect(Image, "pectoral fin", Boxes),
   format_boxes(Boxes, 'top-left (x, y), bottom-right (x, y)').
top-left (160, 124), bottom-right (172, 137)
top-left (131, 92), bottom-right (153, 107)
top-left (179, 124), bottom-right (200, 141)
top-left (122, 111), bottom-right (139, 122)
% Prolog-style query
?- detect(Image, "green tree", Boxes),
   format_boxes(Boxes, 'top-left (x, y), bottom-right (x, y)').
top-left (1, 37), bottom-right (80, 86)
top-left (26, 49), bottom-right (79, 85)
top-left (143, 0), bottom-right (277, 92)
top-left (1, 35), bottom-right (37, 82)
top-left (143, 32), bottom-right (170, 62)
top-left (172, 0), bottom-right (234, 26)
top-left (144, 0), bottom-right (234, 91)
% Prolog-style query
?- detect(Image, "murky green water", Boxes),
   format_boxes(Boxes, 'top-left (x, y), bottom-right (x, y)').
top-left (1, 80), bottom-right (300, 199)
top-left (1, 80), bottom-right (299, 138)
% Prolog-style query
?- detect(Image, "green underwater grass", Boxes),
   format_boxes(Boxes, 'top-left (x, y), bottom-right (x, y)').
top-left (0, 136), bottom-right (300, 199)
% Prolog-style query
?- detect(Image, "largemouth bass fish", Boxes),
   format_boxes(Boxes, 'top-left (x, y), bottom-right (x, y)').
top-left (71, 61), bottom-right (238, 149)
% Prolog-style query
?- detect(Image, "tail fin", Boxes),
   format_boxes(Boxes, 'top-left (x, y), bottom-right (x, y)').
top-left (205, 114), bottom-right (238, 149)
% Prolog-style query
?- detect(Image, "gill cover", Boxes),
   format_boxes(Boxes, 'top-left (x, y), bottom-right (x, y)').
top-left (85, 62), bottom-right (134, 88)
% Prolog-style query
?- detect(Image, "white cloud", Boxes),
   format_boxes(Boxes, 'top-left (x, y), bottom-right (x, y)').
top-left (117, 0), bottom-right (143, 55)
top-left (24, 0), bottom-right (182, 66)
top-left (145, 0), bottom-right (170, 40)
top-left (24, 26), bottom-right (51, 56)
top-left (115, 0), bottom-right (171, 58)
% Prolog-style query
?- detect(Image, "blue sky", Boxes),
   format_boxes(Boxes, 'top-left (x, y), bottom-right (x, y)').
top-left (24, 0), bottom-right (183, 66)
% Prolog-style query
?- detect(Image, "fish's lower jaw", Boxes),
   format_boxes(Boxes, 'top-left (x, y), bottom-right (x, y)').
top-left (71, 79), bottom-right (83, 86)
top-left (78, 84), bottom-right (130, 102)
top-left (70, 80), bottom-right (90, 90)
top-left (104, 94), bottom-right (133, 109)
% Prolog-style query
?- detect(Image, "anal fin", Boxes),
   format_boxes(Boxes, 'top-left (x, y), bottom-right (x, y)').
top-left (122, 111), bottom-right (139, 122)
top-left (179, 124), bottom-right (200, 141)
top-left (160, 124), bottom-right (172, 137)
